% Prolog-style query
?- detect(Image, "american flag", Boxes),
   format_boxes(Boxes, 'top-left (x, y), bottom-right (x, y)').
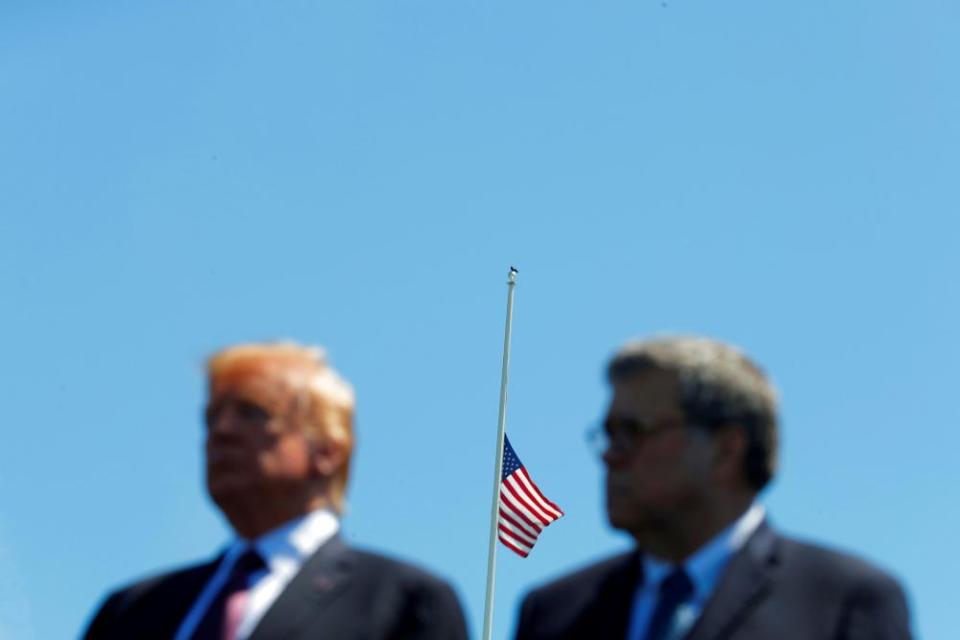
top-left (498, 435), bottom-right (564, 557)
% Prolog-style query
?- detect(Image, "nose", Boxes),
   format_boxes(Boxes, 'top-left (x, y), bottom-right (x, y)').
top-left (602, 444), bottom-right (629, 469)
top-left (206, 403), bottom-right (239, 436)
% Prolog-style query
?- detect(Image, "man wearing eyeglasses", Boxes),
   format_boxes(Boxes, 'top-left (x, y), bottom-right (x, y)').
top-left (83, 342), bottom-right (468, 640)
top-left (515, 336), bottom-right (911, 640)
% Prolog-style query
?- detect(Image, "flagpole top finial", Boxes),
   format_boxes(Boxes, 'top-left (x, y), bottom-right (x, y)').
top-left (508, 266), bottom-right (518, 283)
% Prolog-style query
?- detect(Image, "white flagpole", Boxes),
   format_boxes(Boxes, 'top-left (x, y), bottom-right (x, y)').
top-left (481, 266), bottom-right (518, 640)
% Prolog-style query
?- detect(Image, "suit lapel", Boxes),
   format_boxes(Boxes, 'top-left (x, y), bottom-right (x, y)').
top-left (130, 556), bottom-right (222, 640)
top-left (591, 551), bottom-right (643, 639)
top-left (684, 522), bottom-right (779, 640)
top-left (164, 564), bottom-right (219, 637)
top-left (248, 535), bottom-right (353, 640)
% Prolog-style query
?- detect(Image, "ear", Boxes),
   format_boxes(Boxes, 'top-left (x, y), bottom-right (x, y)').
top-left (309, 441), bottom-right (346, 478)
top-left (711, 425), bottom-right (748, 484)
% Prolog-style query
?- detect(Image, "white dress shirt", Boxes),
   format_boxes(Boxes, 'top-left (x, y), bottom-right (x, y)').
top-left (174, 509), bottom-right (340, 640)
top-left (626, 503), bottom-right (765, 640)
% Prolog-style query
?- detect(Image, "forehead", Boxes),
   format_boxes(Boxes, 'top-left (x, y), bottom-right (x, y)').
top-left (209, 368), bottom-right (297, 410)
top-left (607, 368), bottom-right (684, 419)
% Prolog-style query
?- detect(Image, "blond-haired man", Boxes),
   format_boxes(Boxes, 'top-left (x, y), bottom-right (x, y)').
top-left (85, 342), bottom-right (467, 640)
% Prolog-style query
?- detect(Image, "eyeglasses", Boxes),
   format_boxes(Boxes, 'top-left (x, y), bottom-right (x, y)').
top-left (585, 416), bottom-right (686, 458)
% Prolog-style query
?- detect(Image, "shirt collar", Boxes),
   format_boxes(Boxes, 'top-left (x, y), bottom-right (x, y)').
top-left (642, 502), bottom-right (765, 604)
top-left (226, 509), bottom-right (340, 573)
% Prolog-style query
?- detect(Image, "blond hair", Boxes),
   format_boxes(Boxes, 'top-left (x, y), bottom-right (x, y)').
top-left (207, 341), bottom-right (355, 512)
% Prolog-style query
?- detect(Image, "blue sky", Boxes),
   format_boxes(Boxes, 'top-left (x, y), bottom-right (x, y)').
top-left (1, 2), bottom-right (957, 638)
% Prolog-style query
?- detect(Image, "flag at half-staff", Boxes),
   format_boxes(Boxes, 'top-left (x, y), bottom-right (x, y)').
top-left (497, 435), bottom-right (564, 557)
top-left (481, 267), bottom-right (565, 640)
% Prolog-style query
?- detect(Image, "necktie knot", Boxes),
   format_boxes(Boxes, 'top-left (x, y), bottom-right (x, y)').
top-left (189, 548), bottom-right (266, 640)
top-left (641, 567), bottom-right (694, 640)
top-left (659, 567), bottom-right (693, 602)
top-left (231, 548), bottom-right (266, 582)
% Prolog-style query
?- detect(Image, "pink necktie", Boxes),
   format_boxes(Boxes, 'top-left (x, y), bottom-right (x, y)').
top-left (222, 588), bottom-right (252, 640)
top-left (190, 549), bottom-right (265, 640)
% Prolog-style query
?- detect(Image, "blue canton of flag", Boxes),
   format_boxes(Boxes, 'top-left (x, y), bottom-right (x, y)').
top-left (497, 435), bottom-right (564, 557)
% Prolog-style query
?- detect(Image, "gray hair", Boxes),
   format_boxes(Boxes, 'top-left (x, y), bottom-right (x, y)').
top-left (607, 336), bottom-right (779, 491)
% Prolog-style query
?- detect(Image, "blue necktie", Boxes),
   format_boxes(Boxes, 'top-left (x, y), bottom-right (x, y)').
top-left (642, 568), bottom-right (694, 640)
top-left (190, 549), bottom-right (266, 640)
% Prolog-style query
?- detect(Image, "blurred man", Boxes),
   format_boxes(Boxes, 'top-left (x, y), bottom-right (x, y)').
top-left (515, 336), bottom-right (911, 640)
top-left (85, 342), bottom-right (467, 640)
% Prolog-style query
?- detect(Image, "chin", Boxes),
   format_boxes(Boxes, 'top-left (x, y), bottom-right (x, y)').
top-left (605, 502), bottom-right (634, 531)
top-left (207, 480), bottom-right (250, 507)
top-left (608, 500), bottom-right (660, 532)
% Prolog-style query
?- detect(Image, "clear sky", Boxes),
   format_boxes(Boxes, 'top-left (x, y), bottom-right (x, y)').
top-left (1, 2), bottom-right (957, 638)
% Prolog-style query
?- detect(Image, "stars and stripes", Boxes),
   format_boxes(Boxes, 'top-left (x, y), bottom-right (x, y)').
top-left (497, 435), bottom-right (564, 557)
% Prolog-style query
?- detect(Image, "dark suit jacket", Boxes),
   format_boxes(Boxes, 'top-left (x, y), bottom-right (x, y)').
top-left (84, 536), bottom-right (468, 640)
top-left (514, 523), bottom-right (911, 640)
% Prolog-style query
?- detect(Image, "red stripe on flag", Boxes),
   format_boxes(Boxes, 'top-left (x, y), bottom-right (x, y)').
top-left (500, 489), bottom-right (545, 531)
top-left (516, 469), bottom-right (564, 518)
top-left (499, 507), bottom-right (540, 540)
top-left (508, 475), bottom-right (556, 524)
top-left (498, 525), bottom-right (532, 550)
top-left (504, 479), bottom-right (552, 526)
top-left (498, 531), bottom-right (530, 557)
top-left (518, 468), bottom-right (564, 516)
top-left (499, 522), bottom-right (537, 547)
